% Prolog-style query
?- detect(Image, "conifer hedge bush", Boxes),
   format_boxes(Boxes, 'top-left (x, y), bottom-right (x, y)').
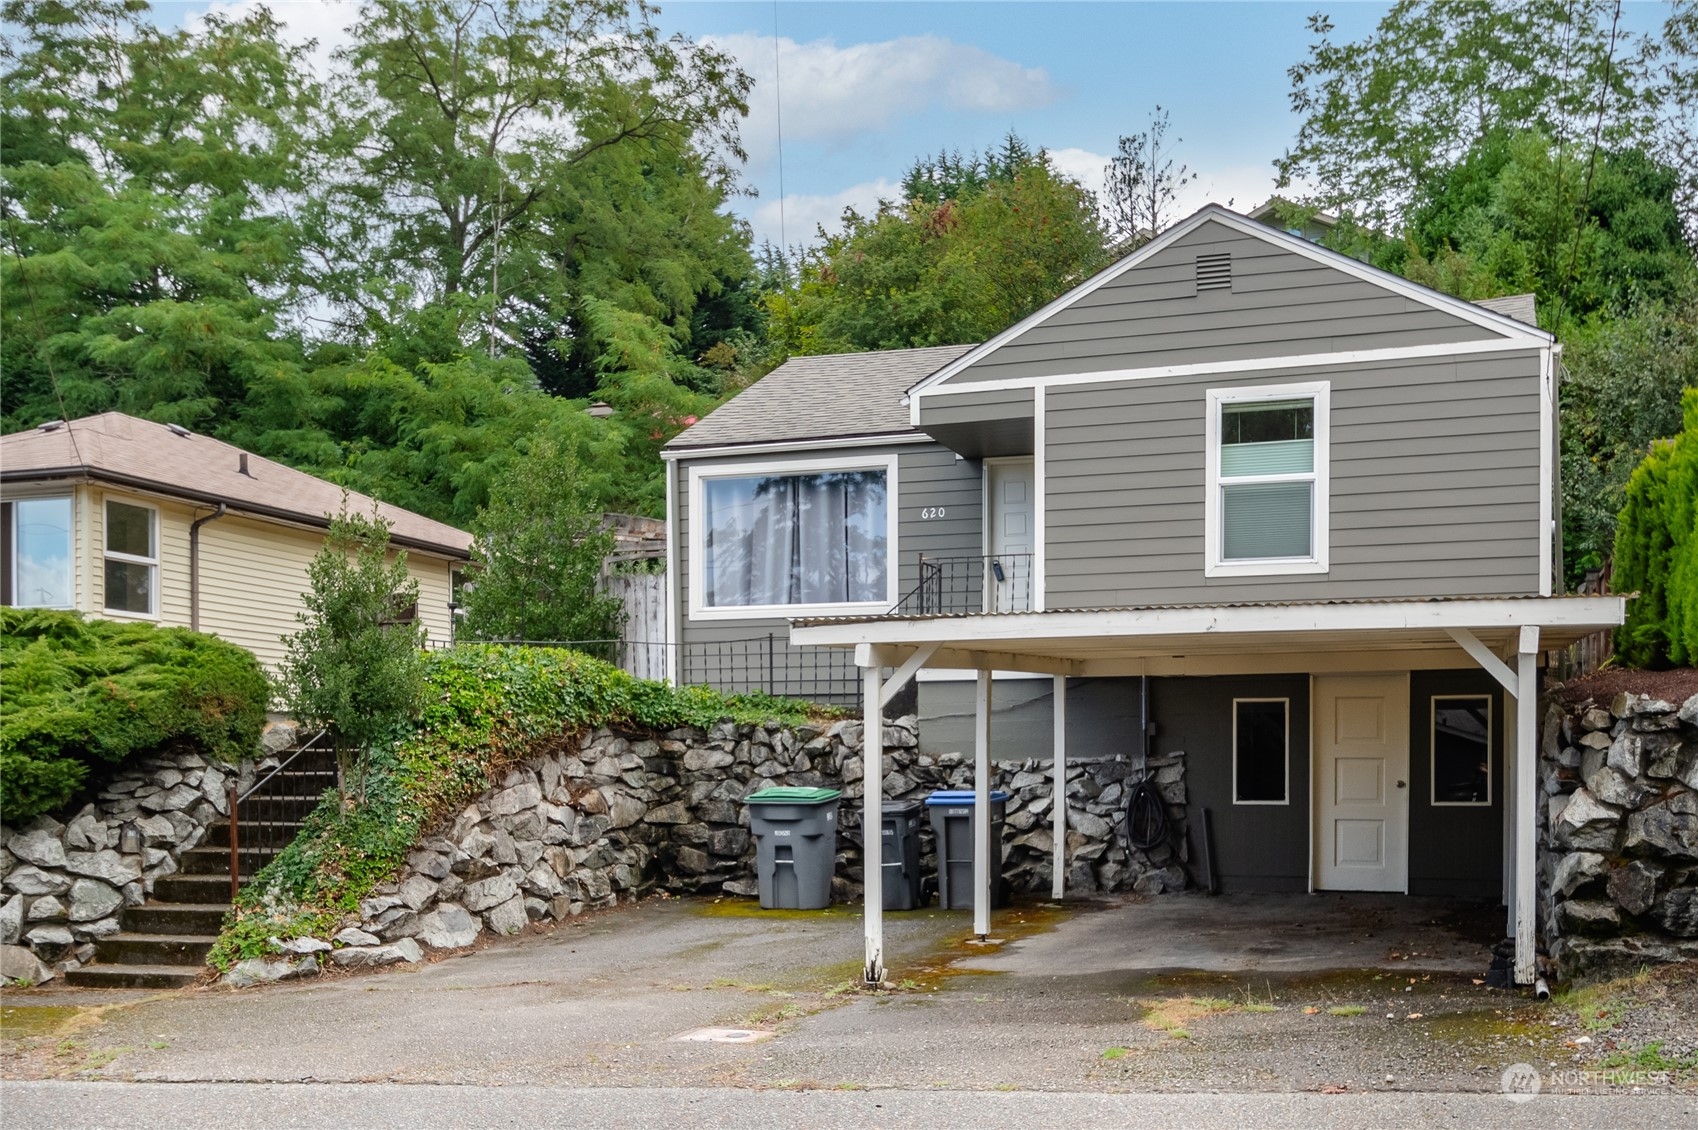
top-left (0, 609), bottom-right (271, 819)
top-left (1612, 388), bottom-right (1698, 668)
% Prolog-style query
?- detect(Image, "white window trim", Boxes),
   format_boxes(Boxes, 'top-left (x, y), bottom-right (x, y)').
top-left (102, 498), bottom-right (160, 619)
top-left (1232, 696), bottom-right (1290, 806)
top-left (9, 494), bottom-right (76, 610)
top-left (686, 453), bottom-right (899, 622)
top-left (1204, 380), bottom-right (1330, 577)
top-left (1431, 693), bottom-right (1494, 808)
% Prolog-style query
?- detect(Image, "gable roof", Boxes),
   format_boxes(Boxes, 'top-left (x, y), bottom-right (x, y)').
top-left (1475, 293), bottom-right (1539, 328)
top-left (0, 413), bottom-right (472, 558)
top-left (908, 204), bottom-right (1552, 398)
top-left (663, 344), bottom-right (974, 453)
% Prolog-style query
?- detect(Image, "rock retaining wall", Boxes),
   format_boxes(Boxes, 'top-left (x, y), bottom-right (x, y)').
top-left (1539, 691), bottom-right (1698, 978)
top-left (331, 717), bottom-right (1188, 964)
top-left (0, 736), bottom-right (272, 984)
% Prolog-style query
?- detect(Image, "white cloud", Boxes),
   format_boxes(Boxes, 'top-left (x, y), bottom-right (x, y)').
top-left (751, 177), bottom-right (900, 250)
top-left (192, 0), bottom-right (359, 79)
top-left (711, 33), bottom-right (1059, 169)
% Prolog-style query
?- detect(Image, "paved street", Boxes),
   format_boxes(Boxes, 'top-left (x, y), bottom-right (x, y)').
top-left (4, 893), bottom-right (1694, 1126)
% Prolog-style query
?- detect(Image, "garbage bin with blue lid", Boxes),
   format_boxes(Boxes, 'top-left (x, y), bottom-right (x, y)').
top-left (925, 789), bottom-right (1010, 910)
top-left (878, 799), bottom-right (926, 911)
top-left (745, 787), bottom-right (842, 910)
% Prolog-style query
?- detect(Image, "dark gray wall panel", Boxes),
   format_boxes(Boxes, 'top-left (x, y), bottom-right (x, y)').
top-left (1408, 669), bottom-right (1505, 899)
top-left (1156, 674), bottom-right (1311, 893)
top-left (918, 676), bottom-right (1145, 761)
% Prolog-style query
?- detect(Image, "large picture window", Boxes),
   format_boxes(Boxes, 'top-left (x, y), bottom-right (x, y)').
top-left (693, 459), bottom-right (893, 614)
top-left (104, 499), bottom-right (157, 616)
top-left (1432, 695), bottom-right (1492, 806)
top-left (1233, 698), bottom-right (1289, 804)
top-left (1205, 382), bottom-right (1329, 577)
top-left (10, 497), bottom-right (74, 608)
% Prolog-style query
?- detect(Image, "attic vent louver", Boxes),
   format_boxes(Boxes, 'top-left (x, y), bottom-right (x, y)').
top-left (1195, 252), bottom-right (1232, 293)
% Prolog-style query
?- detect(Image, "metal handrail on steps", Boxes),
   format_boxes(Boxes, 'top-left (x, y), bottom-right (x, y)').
top-left (225, 728), bottom-right (331, 900)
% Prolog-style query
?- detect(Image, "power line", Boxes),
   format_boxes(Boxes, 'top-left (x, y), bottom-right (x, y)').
top-left (772, 0), bottom-right (787, 265)
top-left (4, 222), bottom-right (88, 470)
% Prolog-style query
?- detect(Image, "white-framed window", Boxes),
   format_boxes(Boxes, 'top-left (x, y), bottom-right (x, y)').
top-left (103, 499), bottom-right (158, 617)
top-left (1431, 694), bottom-right (1493, 806)
top-left (1204, 381), bottom-right (1330, 577)
top-left (1233, 697), bottom-right (1289, 805)
top-left (687, 454), bottom-right (898, 620)
top-left (8, 496), bottom-right (74, 608)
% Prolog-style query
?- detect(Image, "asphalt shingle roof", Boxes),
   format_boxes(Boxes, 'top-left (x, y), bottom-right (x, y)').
top-left (664, 344), bottom-right (974, 450)
top-left (0, 412), bottom-right (472, 557)
top-left (1474, 293), bottom-right (1539, 327)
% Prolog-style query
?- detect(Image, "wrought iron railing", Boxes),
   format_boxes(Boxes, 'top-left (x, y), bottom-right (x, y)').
top-left (888, 553), bottom-right (1035, 617)
top-left (225, 729), bottom-right (333, 899)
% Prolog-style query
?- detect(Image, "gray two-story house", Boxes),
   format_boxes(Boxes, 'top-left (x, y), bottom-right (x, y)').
top-left (661, 205), bottom-right (1625, 985)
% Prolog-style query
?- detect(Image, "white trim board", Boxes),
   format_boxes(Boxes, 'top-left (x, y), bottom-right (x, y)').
top-left (685, 451), bottom-right (901, 622)
top-left (793, 595), bottom-right (1626, 650)
top-left (664, 459), bottom-right (680, 685)
top-left (910, 337), bottom-right (1540, 409)
top-left (662, 432), bottom-right (923, 461)
top-left (906, 204), bottom-right (1549, 404)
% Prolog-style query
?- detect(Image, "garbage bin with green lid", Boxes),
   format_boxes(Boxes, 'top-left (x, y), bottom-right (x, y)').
top-left (925, 789), bottom-right (1009, 911)
top-left (745, 787), bottom-right (842, 910)
top-left (878, 799), bottom-right (926, 911)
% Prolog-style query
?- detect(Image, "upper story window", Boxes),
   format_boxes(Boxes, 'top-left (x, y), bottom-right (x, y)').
top-left (689, 456), bottom-right (896, 619)
top-left (104, 499), bottom-right (158, 616)
top-left (8, 497), bottom-right (74, 608)
top-left (1205, 381), bottom-right (1330, 577)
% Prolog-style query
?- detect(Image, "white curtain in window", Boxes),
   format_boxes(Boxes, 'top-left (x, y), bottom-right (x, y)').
top-left (704, 470), bottom-right (886, 607)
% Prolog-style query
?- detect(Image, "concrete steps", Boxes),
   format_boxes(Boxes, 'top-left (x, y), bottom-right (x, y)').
top-left (65, 745), bottom-right (335, 989)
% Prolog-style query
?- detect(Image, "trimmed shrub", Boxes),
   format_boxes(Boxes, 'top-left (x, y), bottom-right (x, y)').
top-left (1612, 388), bottom-right (1698, 667)
top-left (210, 645), bottom-right (831, 968)
top-left (0, 609), bottom-right (271, 820)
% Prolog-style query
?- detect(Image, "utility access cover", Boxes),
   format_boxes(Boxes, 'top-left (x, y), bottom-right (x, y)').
top-left (672, 1027), bottom-right (771, 1044)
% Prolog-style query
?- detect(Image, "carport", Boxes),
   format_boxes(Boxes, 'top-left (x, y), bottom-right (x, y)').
top-left (789, 594), bottom-right (1626, 988)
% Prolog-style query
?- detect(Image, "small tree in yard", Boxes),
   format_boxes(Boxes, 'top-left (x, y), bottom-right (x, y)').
top-left (460, 436), bottom-right (625, 647)
top-left (278, 505), bottom-right (426, 807)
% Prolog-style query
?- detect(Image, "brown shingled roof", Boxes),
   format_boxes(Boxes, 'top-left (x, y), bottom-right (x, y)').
top-left (0, 413), bottom-right (472, 558)
top-left (664, 344), bottom-right (974, 450)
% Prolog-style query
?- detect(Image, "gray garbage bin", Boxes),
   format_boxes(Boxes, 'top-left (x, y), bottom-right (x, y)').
top-left (746, 787), bottom-right (842, 910)
top-left (879, 800), bottom-right (925, 911)
top-left (926, 789), bottom-right (1009, 910)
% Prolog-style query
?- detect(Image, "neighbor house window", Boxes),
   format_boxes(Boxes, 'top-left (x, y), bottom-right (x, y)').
top-left (1233, 698), bottom-right (1289, 804)
top-left (1432, 695), bottom-right (1492, 806)
top-left (9, 497), bottom-right (74, 608)
top-left (1205, 382), bottom-right (1329, 576)
top-left (690, 457), bottom-right (895, 616)
top-left (103, 499), bottom-right (157, 615)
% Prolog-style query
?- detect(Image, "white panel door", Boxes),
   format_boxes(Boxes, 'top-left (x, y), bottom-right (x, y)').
top-left (986, 460), bottom-right (1034, 612)
top-left (1314, 674), bottom-right (1410, 892)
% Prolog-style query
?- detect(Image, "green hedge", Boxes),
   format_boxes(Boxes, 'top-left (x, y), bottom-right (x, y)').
top-left (0, 609), bottom-right (272, 820)
top-left (210, 645), bottom-right (831, 968)
top-left (1613, 388), bottom-right (1698, 667)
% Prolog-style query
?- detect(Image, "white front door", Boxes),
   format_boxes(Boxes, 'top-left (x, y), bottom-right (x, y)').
top-left (986, 460), bottom-right (1034, 612)
top-left (1314, 674), bottom-right (1410, 892)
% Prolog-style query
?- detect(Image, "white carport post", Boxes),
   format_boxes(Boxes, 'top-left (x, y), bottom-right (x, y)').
top-left (861, 659), bottom-right (885, 986)
top-left (1052, 674), bottom-right (1067, 899)
top-left (974, 669), bottom-right (993, 938)
top-left (1447, 625), bottom-right (1541, 986)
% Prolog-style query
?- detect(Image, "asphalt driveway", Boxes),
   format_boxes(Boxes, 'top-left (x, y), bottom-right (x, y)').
top-left (2, 891), bottom-right (1693, 1102)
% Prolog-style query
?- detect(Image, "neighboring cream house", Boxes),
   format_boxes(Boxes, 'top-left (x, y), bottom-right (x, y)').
top-left (1, 413), bottom-right (472, 671)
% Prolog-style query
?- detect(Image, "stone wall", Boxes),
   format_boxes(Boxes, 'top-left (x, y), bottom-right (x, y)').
top-left (1539, 691), bottom-right (1698, 978)
top-left (0, 738), bottom-right (270, 984)
top-left (328, 717), bottom-right (1188, 966)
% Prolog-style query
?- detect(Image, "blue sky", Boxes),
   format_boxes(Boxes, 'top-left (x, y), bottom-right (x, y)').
top-left (163, 1), bottom-right (1674, 247)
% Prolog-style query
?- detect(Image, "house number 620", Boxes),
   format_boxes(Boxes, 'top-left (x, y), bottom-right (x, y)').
top-left (919, 506), bottom-right (947, 519)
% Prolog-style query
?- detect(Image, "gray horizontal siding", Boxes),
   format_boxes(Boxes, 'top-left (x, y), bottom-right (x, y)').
top-left (918, 386), bottom-right (1033, 427)
top-left (1042, 351), bottom-right (1545, 606)
top-left (942, 221), bottom-right (1504, 384)
top-left (673, 443), bottom-right (984, 701)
